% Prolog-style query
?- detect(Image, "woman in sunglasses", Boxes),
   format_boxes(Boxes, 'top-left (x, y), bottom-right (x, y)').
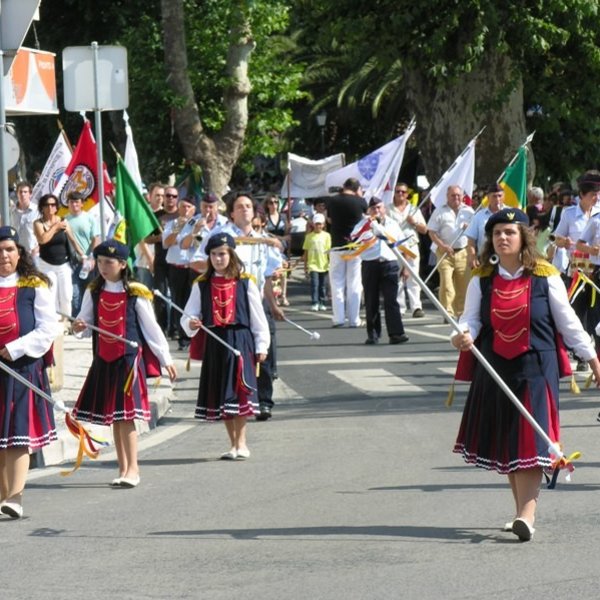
top-left (33, 193), bottom-right (84, 319)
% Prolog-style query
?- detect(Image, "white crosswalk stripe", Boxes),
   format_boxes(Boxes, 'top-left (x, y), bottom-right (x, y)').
top-left (328, 368), bottom-right (426, 395)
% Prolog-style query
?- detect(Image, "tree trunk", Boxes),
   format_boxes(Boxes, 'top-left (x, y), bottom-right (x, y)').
top-left (161, 0), bottom-right (254, 197)
top-left (404, 50), bottom-right (534, 188)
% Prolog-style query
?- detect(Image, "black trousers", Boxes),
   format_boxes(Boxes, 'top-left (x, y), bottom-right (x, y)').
top-left (168, 265), bottom-right (192, 342)
top-left (257, 300), bottom-right (277, 408)
top-left (361, 259), bottom-right (405, 340)
top-left (154, 263), bottom-right (171, 334)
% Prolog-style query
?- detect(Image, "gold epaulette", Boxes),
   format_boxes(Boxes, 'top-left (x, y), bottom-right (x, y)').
top-left (533, 260), bottom-right (559, 277)
top-left (128, 282), bottom-right (153, 301)
top-left (241, 272), bottom-right (257, 285)
top-left (193, 274), bottom-right (209, 284)
top-left (471, 265), bottom-right (494, 277)
top-left (17, 275), bottom-right (48, 288)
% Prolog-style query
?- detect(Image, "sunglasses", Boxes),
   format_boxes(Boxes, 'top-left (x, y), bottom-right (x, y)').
top-left (252, 225), bottom-right (262, 230)
top-left (43, 203), bottom-right (58, 207)
top-left (165, 193), bottom-right (178, 198)
top-left (395, 189), bottom-right (408, 194)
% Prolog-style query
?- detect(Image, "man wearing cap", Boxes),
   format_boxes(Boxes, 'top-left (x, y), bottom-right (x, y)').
top-left (64, 191), bottom-right (101, 315)
top-left (427, 185), bottom-right (474, 319)
top-left (325, 177), bottom-right (367, 327)
top-left (351, 197), bottom-right (408, 345)
top-left (163, 193), bottom-right (198, 350)
top-left (197, 192), bottom-right (284, 420)
top-left (465, 183), bottom-right (505, 269)
top-left (180, 192), bottom-right (228, 272)
top-left (387, 182), bottom-right (427, 318)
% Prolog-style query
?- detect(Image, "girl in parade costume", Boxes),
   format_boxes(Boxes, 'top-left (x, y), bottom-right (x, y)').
top-left (72, 240), bottom-right (176, 488)
top-left (181, 233), bottom-right (269, 460)
top-left (451, 209), bottom-right (600, 542)
top-left (0, 226), bottom-right (60, 519)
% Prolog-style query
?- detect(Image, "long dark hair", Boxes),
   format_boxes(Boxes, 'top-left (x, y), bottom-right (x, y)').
top-left (480, 223), bottom-right (540, 275)
top-left (16, 244), bottom-right (51, 285)
top-left (205, 245), bottom-right (245, 280)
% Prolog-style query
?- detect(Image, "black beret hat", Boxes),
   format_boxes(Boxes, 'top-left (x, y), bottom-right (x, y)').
top-left (368, 196), bottom-right (383, 208)
top-left (0, 226), bottom-right (18, 243)
top-left (485, 208), bottom-right (529, 233)
top-left (93, 239), bottom-right (130, 261)
top-left (487, 182), bottom-right (504, 194)
top-left (205, 232), bottom-right (236, 253)
top-left (202, 192), bottom-right (219, 204)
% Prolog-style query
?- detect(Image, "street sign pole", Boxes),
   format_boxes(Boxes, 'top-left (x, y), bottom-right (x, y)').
top-left (91, 42), bottom-right (106, 239)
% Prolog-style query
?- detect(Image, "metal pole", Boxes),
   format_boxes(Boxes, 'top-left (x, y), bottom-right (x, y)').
top-left (0, 50), bottom-right (9, 226)
top-left (92, 42), bottom-right (106, 240)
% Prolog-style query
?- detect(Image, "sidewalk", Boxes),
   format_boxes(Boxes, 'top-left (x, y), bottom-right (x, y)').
top-left (40, 332), bottom-right (176, 467)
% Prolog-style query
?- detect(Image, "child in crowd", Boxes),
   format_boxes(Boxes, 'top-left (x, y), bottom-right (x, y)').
top-left (72, 240), bottom-right (176, 488)
top-left (303, 213), bottom-right (331, 311)
top-left (181, 233), bottom-right (269, 460)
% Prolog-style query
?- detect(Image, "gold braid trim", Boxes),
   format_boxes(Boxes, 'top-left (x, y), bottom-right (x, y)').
top-left (471, 260), bottom-right (559, 279)
top-left (532, 260), bottom-right (559, 277)
top-left (17, 276), bottom-right (48, 289)
top-left (193, 274), bottom-right (209, 284)
top-left (240, 272), bottom-right (257, 286)
top-left (128, 282), bottom-right (153, 301)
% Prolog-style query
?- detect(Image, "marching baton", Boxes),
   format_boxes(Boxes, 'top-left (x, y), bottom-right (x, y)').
top-left (371, 221), bottom-right (566, 463)
top-left (153, 290), bottom-right (241, 357)
top-left (58, 312), bottom-right (139, 348)
top-left (284, 317), bottom-right (321, 340)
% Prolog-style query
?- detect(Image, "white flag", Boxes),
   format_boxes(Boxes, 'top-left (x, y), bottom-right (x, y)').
top-left (123, 111), bottom-right (144, 193)
top-left (31, 132), bottom-right (72, 205)
top-left (325, 121), bottom-right (416, 203)
top-left (281, 152), bottom-right (345, 199)
top-left (428, 139), bottom-right (476, 208)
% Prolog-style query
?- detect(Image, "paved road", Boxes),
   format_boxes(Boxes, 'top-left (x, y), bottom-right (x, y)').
top-left (4, 279), bottom-right (600, 599)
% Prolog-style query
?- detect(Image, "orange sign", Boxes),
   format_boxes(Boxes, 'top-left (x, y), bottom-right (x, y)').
top-left (4, 47), bottom-right (57, 115)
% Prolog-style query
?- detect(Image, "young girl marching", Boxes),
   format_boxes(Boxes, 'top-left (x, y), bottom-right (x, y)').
top-left (72, 240), bottom-right (176, 487)
top-left (181, 233), bottom-right (269, 460)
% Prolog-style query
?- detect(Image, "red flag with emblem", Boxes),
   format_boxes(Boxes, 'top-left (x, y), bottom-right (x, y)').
top-left (54, 120), bottom-right (114, 214)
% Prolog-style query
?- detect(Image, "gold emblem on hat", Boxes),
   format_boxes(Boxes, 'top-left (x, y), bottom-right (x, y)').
top-left (506, 211), bottom-right (515, 221)
top-left (9, 227), bottom-right (16, 237)
top-left (108, 246), bottom-right (116, 254)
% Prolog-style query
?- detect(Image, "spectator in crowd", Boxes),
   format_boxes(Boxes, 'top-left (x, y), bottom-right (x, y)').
top-left (526, 186), bottom-right (544, 225)
top-left (387, 182), bottom-right (427, 318)
top-left (303, 213), bottom-right (331, 311)
top-left (64, 191), bottom-right (100, 315)
top-left (325, 178), bottom-right (367, 328)
top-left (146, 185), bottom-right (179, 337)
top-left (10, 181), bottom-right (39, 264)
top-left (427, 185), bottom-right (474, 319)
top-left (33, 193), bottom-right (84, 319)
top-left (263, 193), bottom-right (291, 306)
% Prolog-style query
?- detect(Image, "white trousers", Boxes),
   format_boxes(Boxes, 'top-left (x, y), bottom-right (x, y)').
top-left (329, 253), bottom-right (362, 326)
top-left (38, 259), bottom-right (73, 316)
top-left (397, 252), bottom-right (422, 312)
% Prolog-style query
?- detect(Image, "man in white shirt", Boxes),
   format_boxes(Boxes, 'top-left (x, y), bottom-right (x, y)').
top-left (353, 197), bottom-right (408, 345)
top-left (427, 185), bottom-right (474, 319)
top-left (10, 181), bottom-right (38, 262)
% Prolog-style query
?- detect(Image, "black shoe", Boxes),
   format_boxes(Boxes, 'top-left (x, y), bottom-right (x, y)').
top-left (389, 334), bottom-right (409, 344)
top-left (576, 360), bottom-right (589, 372)
top-left (364, 337), bottom-right (379, 345)
top-left (255, 404), bottom-right (272, 421)
top-left (412, 308), bottom-right (425, 318)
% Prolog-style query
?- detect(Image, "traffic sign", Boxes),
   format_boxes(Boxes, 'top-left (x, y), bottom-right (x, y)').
top-left (0, 0), bottom-right (41, 75)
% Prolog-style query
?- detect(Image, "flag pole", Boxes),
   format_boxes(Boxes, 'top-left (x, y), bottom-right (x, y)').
top-left (424, 131), bottom-right (534, 283)
top-left (371, 220), bottom-right (569, 465)
top-left (57, 119), bottom-right (74, 153)
top-left (417, 126), bottom-right (486, 211)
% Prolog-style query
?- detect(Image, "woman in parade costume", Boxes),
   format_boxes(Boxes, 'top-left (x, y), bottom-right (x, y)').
top-left (181, 233), bottom-right (269, 460)
top-left (451, 208), bottom-right (600, 542)
top-left (0, 227), bottom-right (60, 519)
top-left (72, 240), bottom-right (176, 488)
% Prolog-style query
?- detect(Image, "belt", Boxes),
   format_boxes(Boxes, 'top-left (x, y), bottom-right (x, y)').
top-left (452, 247), bottom-right (466, 252)
top-left (365, 258), bottom-right (394, 263)
top-left (170, 264), bottom-right (189, 269)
